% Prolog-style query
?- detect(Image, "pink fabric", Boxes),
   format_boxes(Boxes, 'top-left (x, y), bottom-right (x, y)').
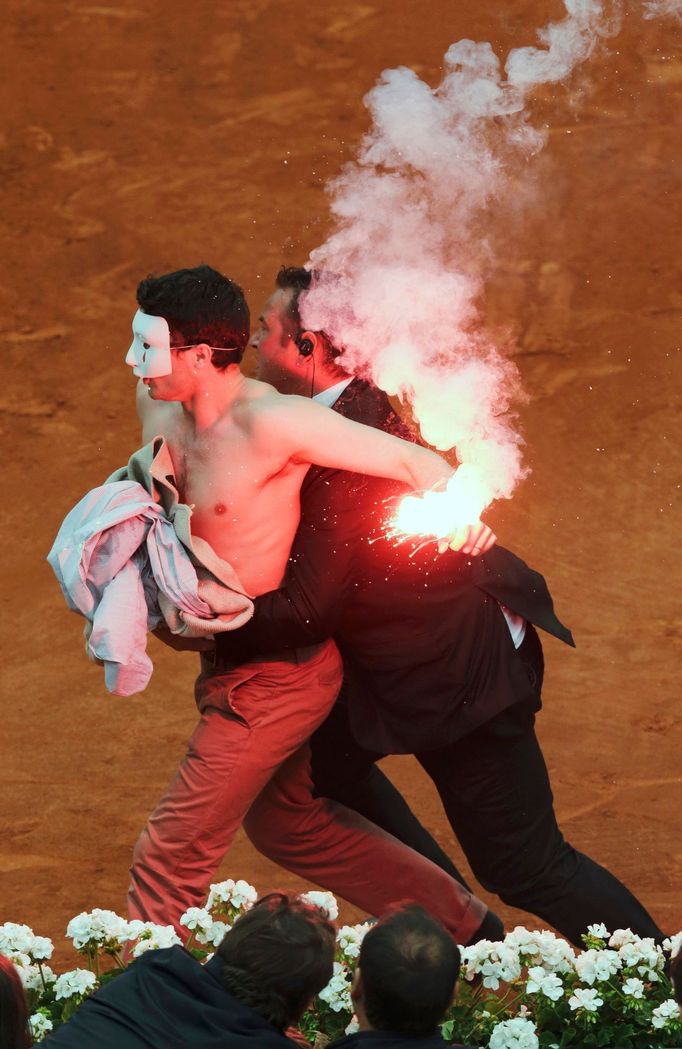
top-left (48, 480), bottom-right (253, 695)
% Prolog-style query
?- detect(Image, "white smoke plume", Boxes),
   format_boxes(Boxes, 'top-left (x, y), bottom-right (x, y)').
top-left (302, 1), bottom-right (624, 514)
top-left (642, 0), bottom-right (682, 21)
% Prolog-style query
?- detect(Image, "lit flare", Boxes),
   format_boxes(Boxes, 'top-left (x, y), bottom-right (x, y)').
top-left (393, 463), bottom-right (490, 540)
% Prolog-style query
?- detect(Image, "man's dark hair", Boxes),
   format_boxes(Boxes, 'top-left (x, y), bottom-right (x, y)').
top-left (358, 903), bottom-right (461, 1037)
top-left (0, 956), bottom-right (31, 1049)
top-left (136, 263), bottom-right (250, 368)
top-left (216, 893), bottom-right (336, 1030)
top-left (275, 266), bottom-right (346, 371)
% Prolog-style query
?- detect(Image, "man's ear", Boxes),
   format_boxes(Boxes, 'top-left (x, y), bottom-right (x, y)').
top-left (299, 331), bottom-right (320, 355)
top-left (193, 343), bottom-right (213, 368)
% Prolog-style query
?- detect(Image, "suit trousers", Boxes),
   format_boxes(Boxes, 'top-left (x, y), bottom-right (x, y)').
top-left (310, 627), bottom-right (663, 947)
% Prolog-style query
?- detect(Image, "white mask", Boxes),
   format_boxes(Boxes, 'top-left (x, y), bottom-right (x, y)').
top-left (126, 310), bottom-right (173, 377)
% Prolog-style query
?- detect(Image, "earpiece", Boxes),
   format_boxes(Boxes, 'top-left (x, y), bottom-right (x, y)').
top-left (296, 335), bottom-right (314, 358)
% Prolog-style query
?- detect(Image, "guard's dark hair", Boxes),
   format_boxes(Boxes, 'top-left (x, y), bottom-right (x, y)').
top-left (358, 903), bottom-right (461, 1037)
top-left (0, 956), bottom-right (32, 1049)
top-left (216, 893), bottom-right (336, 1030)
top-left (136, 264), bottom-right (250, 368)
top-left (275, 266), bottom-right (346, 370)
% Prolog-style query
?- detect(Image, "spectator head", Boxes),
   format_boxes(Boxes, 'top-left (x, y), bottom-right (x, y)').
top-left (0, 956), bottom-right (31, 1049)
top-left (215, 893), bottom-right (336, 1030)
top-left (135, 263), bottom-right (250, 368)
top-left (352, 904), bottom-right (461, 1037)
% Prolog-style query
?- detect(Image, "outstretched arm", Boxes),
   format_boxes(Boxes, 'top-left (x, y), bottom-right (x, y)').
top-left (260, 394), bottom-right (455, 493)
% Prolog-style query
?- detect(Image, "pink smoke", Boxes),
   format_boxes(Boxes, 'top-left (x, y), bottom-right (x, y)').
top-left (301, 1), bottom-right (625, 513)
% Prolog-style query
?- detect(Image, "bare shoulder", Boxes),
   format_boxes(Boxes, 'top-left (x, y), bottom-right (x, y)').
top-left (235, 379), bottom-right (311, 434)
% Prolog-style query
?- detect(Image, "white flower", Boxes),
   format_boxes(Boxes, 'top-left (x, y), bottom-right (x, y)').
top-left (28, 936), bottom-right (54, 961)
top-left (345, 1016), bottom-right (360, 1035)
top-left (618, 937), bottom-right (664, 981)
top-left (568, 987), bottom-right (604, 1013)
top-left (621, 977), bottom-right (645, 999)
top-left (179, 907), bottom-right (214, 935)
top-left (461, 940), bottom-right (521, 987)
top-left (66, 909), bottom-right (130, 952)
top-left (206, 878), bottom-right (257, 914)
top-left (207, 879), bottom-right (236, 908)
top-left (574, 948), bottom-right (621, 985)
top-left (17, 964), bottom-right (56, 991)
top-left (300, 890), bottom-right (339, 921)
top-left (503, 927), bottom-right (575, 974)
top-left (29, 1014), bottom-right (54, 1042)
top-left (651, 999), bottom-right (681, 1030)
top-left (231, 880), bottom-right (258, 911)
top-left (608, 928), bottom-right (639, 949)
top-left (525, 966), bottom-right (564, 1001)
top-left (196, 920), bottom-right (231, 948)
top-left (129, 923), bottom-right (182, 957)
top-left (318, 961), bottom-right (353, 1013)
top-left (488, 1016), bottom-right (539, 1049)
top-left (0, 923), bottom-right (36, 957)
top-left (586, 923), bottom-right (609, 940)
top-left (337, 923), bottom-right (371, 961)
top-left (663, 932), bottom-right (682, 959)
top-left (54, 968), bottom-right (97, 1001)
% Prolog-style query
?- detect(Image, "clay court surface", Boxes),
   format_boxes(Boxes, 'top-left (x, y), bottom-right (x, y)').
top-left (1, 1), bottom-right (680, 964)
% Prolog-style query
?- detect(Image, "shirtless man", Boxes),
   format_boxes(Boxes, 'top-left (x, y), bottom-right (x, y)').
top-left (123, 263), bottom-right (496, 945)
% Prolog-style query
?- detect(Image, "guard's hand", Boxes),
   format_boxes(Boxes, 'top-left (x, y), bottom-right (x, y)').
top-left (438, 520), bottom-right (496, 556)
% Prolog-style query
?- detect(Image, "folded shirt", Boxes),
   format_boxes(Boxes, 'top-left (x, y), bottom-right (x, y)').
top-left (48, 479), bottom-right (253, 696)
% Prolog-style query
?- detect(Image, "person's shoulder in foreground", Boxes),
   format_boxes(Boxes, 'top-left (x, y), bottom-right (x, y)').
top-left (41, 893), bottom-right (336, 1049)
top-left (328, 903), bottom-right (476, 1049)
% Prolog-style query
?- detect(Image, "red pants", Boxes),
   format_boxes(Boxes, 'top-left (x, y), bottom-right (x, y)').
top-left (129, 638), bottom-right (486, 944)
top-left (128, 641), bottom-right (344, 931)
top-left (243, 746), bottom-right (486, 945)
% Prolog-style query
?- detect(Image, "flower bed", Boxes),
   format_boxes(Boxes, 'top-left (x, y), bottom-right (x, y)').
top-left (2, 879), bottom-right (680, 1047)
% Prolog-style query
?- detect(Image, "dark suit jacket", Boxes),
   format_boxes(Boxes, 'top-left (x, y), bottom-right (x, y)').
top-left (217, 379), bottom-right (573, 753)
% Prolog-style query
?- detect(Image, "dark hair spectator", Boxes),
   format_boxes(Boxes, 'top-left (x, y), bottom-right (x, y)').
top-left (356, 903), bottom-right (461, 1038)
top-left (136, 263), bottom-right (250, 367)
top-left (216, 892), bottom-right (336, 1029)
top-left (0, 956), bottom-right (32, 1049)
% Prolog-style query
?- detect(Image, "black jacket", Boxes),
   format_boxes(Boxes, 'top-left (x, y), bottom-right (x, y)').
top-left (40, 947), bottom-right (295, 1049)
top-left (330, 1031), bottom-right (474, 1049)
top-left (217, 379), bottom-right (573, 752)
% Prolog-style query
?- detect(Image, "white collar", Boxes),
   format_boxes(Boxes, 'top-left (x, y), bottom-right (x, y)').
top-left (312, 377), bottom-right (353, 408)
